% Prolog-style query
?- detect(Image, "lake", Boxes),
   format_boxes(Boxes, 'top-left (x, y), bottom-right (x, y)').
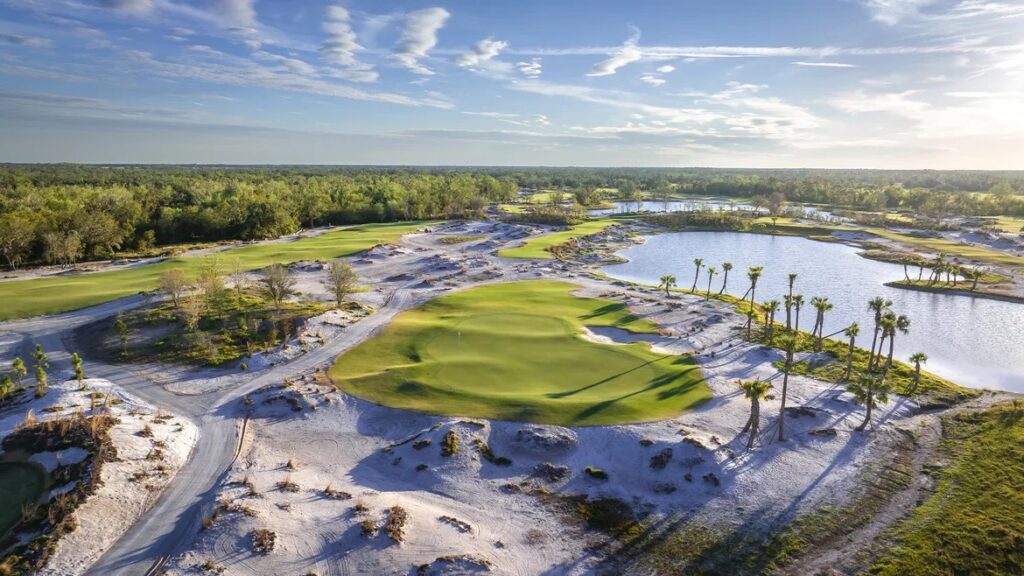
top-left (602, 231), bottom-right (1024, 392)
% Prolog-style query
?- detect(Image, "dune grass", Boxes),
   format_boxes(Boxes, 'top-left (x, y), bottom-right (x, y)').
top-left (0, 462), bottom-right (46, 536)
top-left (498, 220), bottom-right (615, 259)
top-left (870, 401), bottom-right (1024, 576)
top-left (329, 280), bottom-right (708, 425)
top-left (0, 221), bottom-right (433, 321)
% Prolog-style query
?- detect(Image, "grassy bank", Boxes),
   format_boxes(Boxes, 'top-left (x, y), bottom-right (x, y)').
top-left (498, 220), bottom-right (615, 259)
top-left (0, 463), bottom-right (46, 537)
top-left (0, 221), bottom-right (432, 321)
top-left (329, 280), bottom-right (708, 425)
top-left (870, 401), bottom-right (1024, 575)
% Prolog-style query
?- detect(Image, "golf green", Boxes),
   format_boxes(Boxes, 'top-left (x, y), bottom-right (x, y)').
top-left (329, 280), bottom-right (709, 425)
top-left (0, 462), bottom-right (47, 536)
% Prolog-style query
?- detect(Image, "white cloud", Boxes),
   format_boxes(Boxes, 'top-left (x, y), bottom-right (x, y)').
top-left (96, 0), bottom-right (154, 14)
top-left (639, 74), bottom-right (666, 86)
top-left (792, 61), bottom-right (859, 68)
top-left (456, 37), bottom-right (507, 67)
top-left (862, 0), bottom-right (936, 25)
top-left (211, 0), bottom-right (257, 27)
top-left (393, 7), bottom-right (450, 75)
top-left (656, 64), bottom-right (675, 73)
top-left (0, 33), bottom-right (51, 47)
top-left (253, 50), bottom-right (316, 76)
top-left (516, 58), bottom-right (542, 77)
top-left (587, 28), bottom-right (642, 76)
top-left (319, 5), bottom-right (377, 82)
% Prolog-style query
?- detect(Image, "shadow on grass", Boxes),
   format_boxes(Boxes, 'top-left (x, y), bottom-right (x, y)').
top-left (545, 355), bottom-right (673, 399)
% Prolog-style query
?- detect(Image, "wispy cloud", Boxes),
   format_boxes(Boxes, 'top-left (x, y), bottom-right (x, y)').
top-left (96, 0), bottom-right (154, 14)
top-left (211, 0), bottom-right (257, 27)
top-left (319, 5), bottom-right (377, 82)
top-left (516, 58), bottom-right (542, 77)
top-left (586, 27), bottom-right (642, 76)
top-left (861, 0), bottom-right (936, 25)
top-left (792, 61), bottom-right (859, 68)
top-left (0, 32), bottom-right (50, 47)
top-left (393, 7), bottom-right (449, 75)
top-left (456, 37), bottom-right (507, 67)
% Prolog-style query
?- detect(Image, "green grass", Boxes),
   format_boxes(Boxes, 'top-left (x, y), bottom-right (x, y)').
top-left (992, 215), bottom-right (1024, 234)
top-left (329, 280), bottom-right (708, 425)
top-left (870, 402), bottom-right (1024, 576)
top-left (498, 220), bottom-right (615, 259)
top-left (865, 227), bottom-right (1024, 268)
top-left (0, 462), bottom-right (46, 536)
top-left (438, 235), bottom-right (484, 245)
top-left (0, 220), bottom-right (433, 321)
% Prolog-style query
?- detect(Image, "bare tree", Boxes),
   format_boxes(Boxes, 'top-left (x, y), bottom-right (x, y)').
top-left (182, 295), bottom-right (204, 332)
top-left (158, 269), bottom-right (189, 308)
top-left (324, 260), bottom-right (358, 307)
top-left (260, 264), bottom-right (296, 311)
top-left (230, 257), bottom-right (248, 302)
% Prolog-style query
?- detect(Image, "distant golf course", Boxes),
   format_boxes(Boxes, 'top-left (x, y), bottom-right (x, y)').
top-left (0, 221), bottom-right (432, 321)
top-left (498, 220), bottom-right (615, 259)
top-left (329, 280), bottom-right (708, 425)
top-left (0, 462), bottom-right (46, 537)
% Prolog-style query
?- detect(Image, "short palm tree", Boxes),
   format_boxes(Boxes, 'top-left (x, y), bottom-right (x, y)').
top-left (792, 295), bottom-right (805, 333)
top-left (719, 262), bottom-right (732, 294)
top-left (786, 272), bottom-right (798, 329)
top-left (744, 266), bottom-right (764, 336)
top-left (909, 352), bottom-right (928, 393)
top-left (763, 299), bottom-right (780, 344)
top-left (777, 334), bottom-right (797, 441)
top-left (691, 258), bottom-right (704, 292)
top-left (659, 274), bottom-right (677, 297)
top-left (739, 378), bottom-right (773, 448)
top-left (866, 296), bottom-right (892, 367)
top-left (843, 323), bottom-right (860, 381)
top-left (847, 374), bottom-right (892, 432)
top-left (883, 314), bottom-right (910, 374)
top-left (705, 266), bottom-right (717, 301)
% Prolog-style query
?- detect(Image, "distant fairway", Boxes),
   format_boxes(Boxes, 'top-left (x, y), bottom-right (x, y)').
top-left (498, 219), bottom-right (615, 259)
top-left (329, 280), bottom-right (708, 425)
top-left (0, 462), bottom-right (46, 536)
top-left (0, 221), bottom-right (433, 321)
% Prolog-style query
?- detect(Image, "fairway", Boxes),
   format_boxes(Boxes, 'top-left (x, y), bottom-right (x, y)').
top-left (329, 281), bottom-right (709, 425)
top-left (499, 220), bottom-right (615, 259)
top-left (0, 462), bottom-right (46, 536)
top-left (0, 221), bottom-right (433, 321)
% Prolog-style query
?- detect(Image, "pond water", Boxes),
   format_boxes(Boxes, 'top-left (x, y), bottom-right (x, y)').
top-left (590, 200), bottom-right (843, 223)
top-left (603, 231), bottom-right (1024, 392)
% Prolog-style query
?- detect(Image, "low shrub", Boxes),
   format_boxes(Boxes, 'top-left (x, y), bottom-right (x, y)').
top-left (441, 430), bottom-right (459, 457)
top-left (584, 466), bottom-right (609, 480)
top-left (251, 529), bottom-right (276, 553)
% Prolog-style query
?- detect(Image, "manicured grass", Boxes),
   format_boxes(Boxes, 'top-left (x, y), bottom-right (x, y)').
top-left (870, 402), bottom-right (1024, 576)
top-left (498, 220), bottom-right (616, 259)
top-left (865, 227), bottom-right (1024, 268)
top-left (992, 215), bottom-right (1024, 234)
top-left (329, 280), bottom-right (708, 425)
top-left (0, 221), bottom-right (433, 321)
top-left (0, 462), bottom-right (46, 536)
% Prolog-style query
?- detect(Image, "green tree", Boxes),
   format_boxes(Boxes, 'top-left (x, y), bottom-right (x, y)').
top-left (324, 260), bottom-right (358, 307)
top-left (739, 378), bottom-right (773, 449)
top-left (744, 266), bottom-right (764, 336)
top-left (11, 357), bottom-right (26, 387)
top-left (786, 273), bottom-right (798, 329)
top-left (158, 268), bottom-right (189, 308)
top-left (882, 314), bottom-right (911, 374)
top-left (34, 365), bottom-right (47, 398)
top-left (0, 374), bottom-right (13, 399)
top-left (843, 323), bottom-right (860, 381)
top-left (847, 374), bottom-right (892, 432)
top-left (113, 314), bottom-right (129, 356)
top-left (691, 258), bottom-right (704, 292)
top-left (777, 334), bottom-right (797, 441)
top-left (704, 266), bottom-right (717, 300)
top-left (32, 344), bottom-right (48, 371)
top-left (763, 300), bottom-right (780, 345)
top-left (719, 262), bottom-right (732, 294)
top-left (658, 274), bottom-right (677, 297)
top-left (260, 264), bottom-right (297, 312)
top-left (866, 296), bottom-right (892, 367)
top-left (72, 352), bottom-right (85, 386)
top-left (908, 352), bottom-right (928, 393)
top-left (792, 295), bottom-right (805, 333)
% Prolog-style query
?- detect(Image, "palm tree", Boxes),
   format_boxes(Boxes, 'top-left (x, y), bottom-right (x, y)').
top-left (705, 266), bottom-right (717, 301)
top-left (866, 296), bottom-right (892, 368)
top-left (744, 266), bottom-right (764, 336)
top-left (659, 274), bottom-right (677, 297)
top-left (843, 323), bottom-right (860, 381)
top-left (691, 258), bottom-right (704, 292)
top-left (811, 297), bottom-right (833, 351)
top-left (739, 378), bottom-right (773, 448)
top-left (873, 312), bottom-right (896, 372)
top-left (909, 352), bottom-right (928, 393)
top-left (786, 273), bottom-right (798, 329)
top-left (763, 300), bottom-right (780, 345)
top-left (719, 262), bottom-right (732, 294)
top-left (883, 314), bottom-right (910, 374)
top-left (777, 334), bottom-right (797, 441)
top-left (847, 374), bottom-right (892, 432)
top-left (792, 295), bottom-right (805, 333)
top-left (745, 307), bottom-right (759, 339)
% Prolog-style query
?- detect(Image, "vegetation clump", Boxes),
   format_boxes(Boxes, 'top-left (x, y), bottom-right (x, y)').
top-left (384, 506), bottom-right (409, 543)
top-left (251, 529), bottom-right (276, 553)
top-left (584, 466), bottom-right (609, 480)
top-left (441, 430), bottom-right (459, 457)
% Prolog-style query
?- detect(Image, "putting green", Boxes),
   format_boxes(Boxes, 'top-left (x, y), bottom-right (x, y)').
top-left (0, 220), bottom-right (435, 321)
top-left (329, 280), bottom-right (709, 425)
top-left (0, 462), bottom-right (46, 536)
top-left (498, 220), bottom-right (615, 259)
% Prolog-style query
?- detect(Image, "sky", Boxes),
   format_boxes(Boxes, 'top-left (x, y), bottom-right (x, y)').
top-left (0, 0), bottom-right (1022, 168)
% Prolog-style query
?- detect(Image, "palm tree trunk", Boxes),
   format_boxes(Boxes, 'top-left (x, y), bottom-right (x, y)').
top-left (706, 275), bottom-right (713, 301)
top-left (785, 304), bottom-right (792, 331)
top-left (845, 337), bottom-right (855, 380)
top-left (868, 326), bottom-right (880, 368)
top-left (747, 400), bottom-right (760, 449)
top-left (884, 334), bottom-right (896, 374)
top-left (719, 270), bottom-right (728, 294)
top-left (692, 270), bottom-right (699, 293)
top-left (912, 365), bottom-right (921, 393)
top-left (873, 333), bottom-right (887, 371)
top-left (778, 351), bottom-right (792, 441)
top-left (857, 403), bottom-right (872, 431)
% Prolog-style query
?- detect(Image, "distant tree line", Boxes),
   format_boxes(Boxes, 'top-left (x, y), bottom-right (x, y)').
top-left (1, 164), bottom-right (1021, 269)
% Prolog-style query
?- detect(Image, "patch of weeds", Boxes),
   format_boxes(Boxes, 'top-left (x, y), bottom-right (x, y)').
top-left (276, 475), bottom-right (299, 492)
top-left (584, 466), bottom-right (609, 480)
top-left (441, 430), bottom-right (459, 457)
top-left (649, 448), bottom-right (673, 470)
top-left (251, 529), bottom-right (276, 553)
top-left (412, 439), bottom-right (432, 450)
top-left (385, 506), bottom-right (408, 543)
top-left (533, 462), bottom-right (569, 482)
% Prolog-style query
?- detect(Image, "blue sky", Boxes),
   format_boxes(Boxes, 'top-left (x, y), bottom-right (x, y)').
top-left (1, 0), bottom-right (1022, 167)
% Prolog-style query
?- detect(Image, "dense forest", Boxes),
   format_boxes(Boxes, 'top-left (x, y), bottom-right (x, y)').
top-left (1, 165), bottom-right (1022, 269)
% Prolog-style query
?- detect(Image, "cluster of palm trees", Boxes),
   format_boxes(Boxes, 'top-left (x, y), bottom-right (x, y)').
top-left (671, 260), bottom-right (931, 447)
top-left (915, 253), bottom-right (983, 290)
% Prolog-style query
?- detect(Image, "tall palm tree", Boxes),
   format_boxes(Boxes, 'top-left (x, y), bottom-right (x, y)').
top-left (847, 374), bottom-right (892, 432)
top-left (883, 314), bottom-right (910, 374)
top-left (777, 334), bottom-right (797, 441)
top-left (739, 378), bottom-right (773, 448)
top-left (843, 323), bottom-right (860, 380)
top-left (763, 300), bottom-right (780, 345)
top-left (705, 266), bottom-right (717, 301)
top-left (909, 352), bottom-right (928, 393)
top-left (659, 274), bottom-right (677, 297)
top-left (810, 296), bottom-right (825, 340)
top-left (719, 262), bottom-right (732, 294)
top-left (792, 295), bottom-right (805, 333)
top-left (691, 258), bottom-right (704, 292)
top-left (866, 296), bottom-right (892, 368)
top-left (873, 312), bottom-right (896, 372)
top-left (786, 273), bottom-right (798, 330)
top-left (745, 307), bottom-right (759, 339)
top-left (744, 266), bottom-right (764, 336)
top-left (812, 297), bottom-right (833, 351)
